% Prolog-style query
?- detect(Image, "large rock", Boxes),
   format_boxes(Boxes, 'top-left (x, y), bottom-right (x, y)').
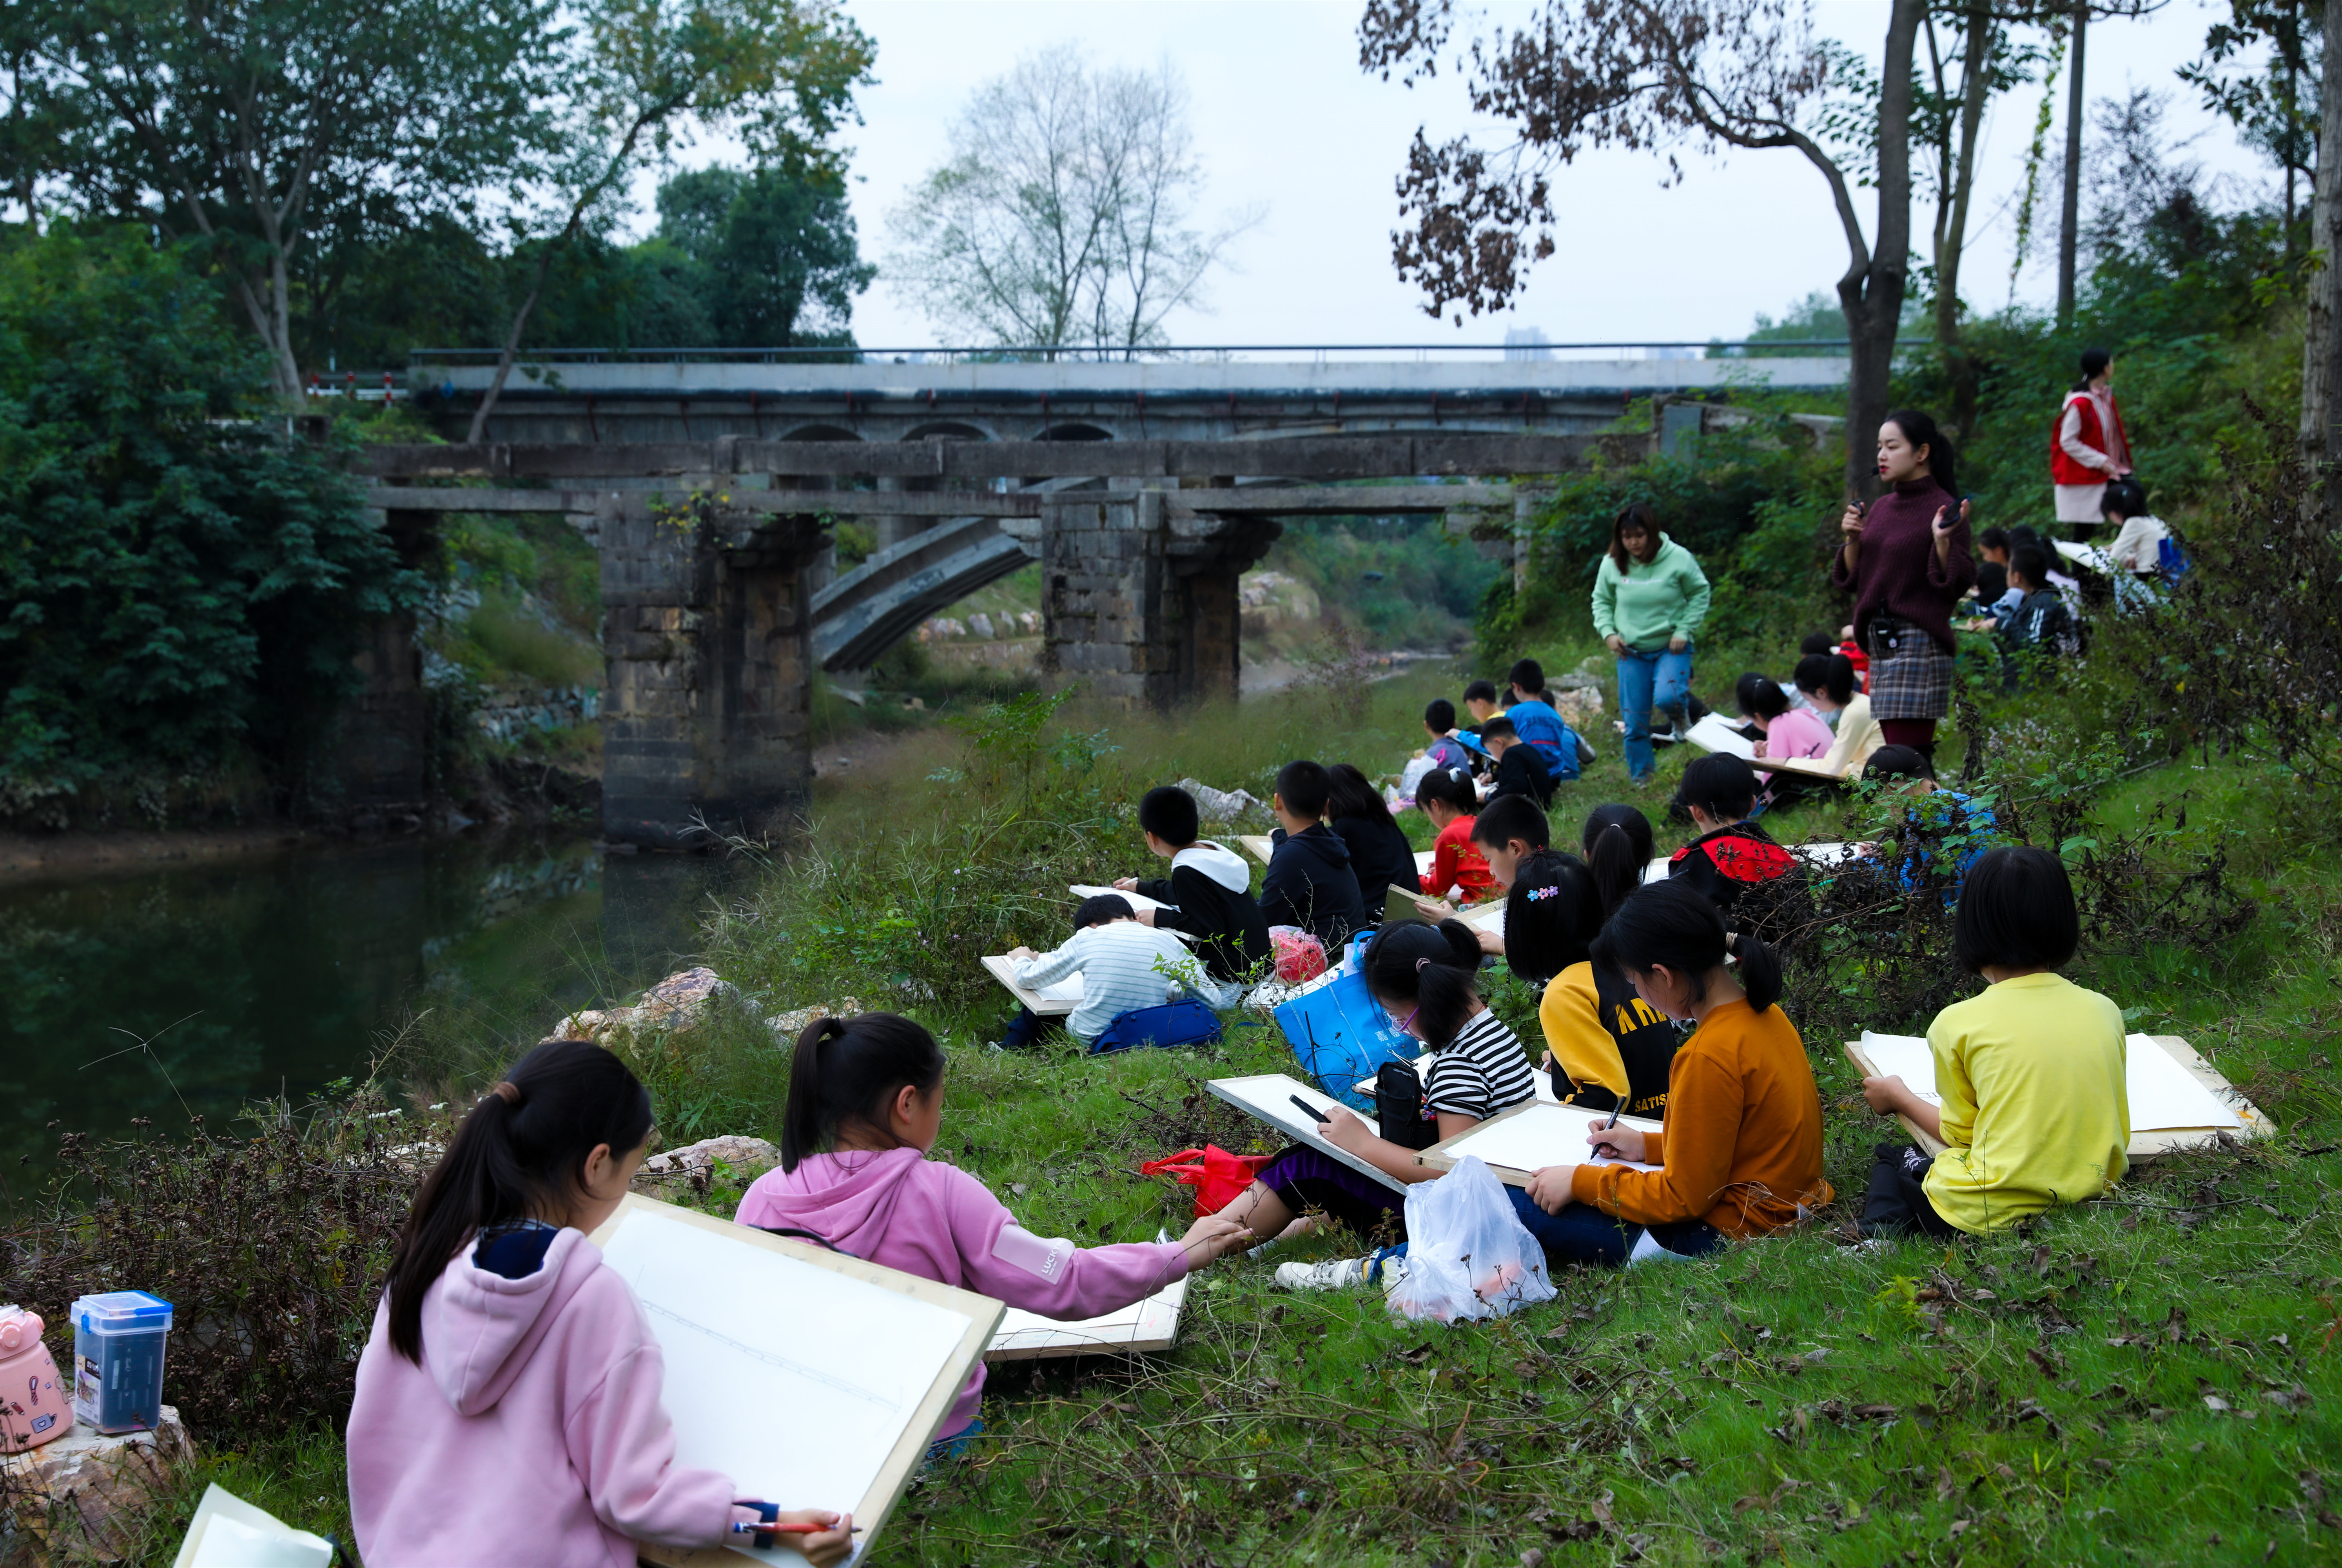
top-left (633, 1135), bottom-right (780, 1196)
top-left (2, 1405), bottom-right (191, 1564)
top-left (555, 966), bottom-right (732, 1044)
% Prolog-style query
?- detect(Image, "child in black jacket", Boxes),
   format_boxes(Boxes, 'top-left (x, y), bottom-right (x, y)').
top-left (1259, 761), bottom-right (1369, 949)
top-left (1481, 717), bottom-right (1557, 809)
top-left (1997, 543), bottom-right (2077, 690)
top-left (1119, 785), bottom-right (1273, 1004)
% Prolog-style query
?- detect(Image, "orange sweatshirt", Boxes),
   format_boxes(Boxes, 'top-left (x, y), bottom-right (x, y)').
top-left (1569, 997), bottom-right (1830, 1237)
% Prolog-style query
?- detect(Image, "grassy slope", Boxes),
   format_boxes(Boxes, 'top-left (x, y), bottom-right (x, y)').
top-left (122, 670), bottom-right (2342, 1568)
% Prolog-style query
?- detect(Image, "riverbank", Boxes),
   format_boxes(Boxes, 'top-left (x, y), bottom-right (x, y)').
top-left (0, 824), bottom-right (318, 885)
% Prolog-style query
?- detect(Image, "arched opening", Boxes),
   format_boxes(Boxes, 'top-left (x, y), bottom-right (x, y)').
top-left (902, 421), bottom-right (990, 443)
top-left (781, 423), bottom-right (860, 442)
top-left (1038, 422), bottom-right (1114, 442)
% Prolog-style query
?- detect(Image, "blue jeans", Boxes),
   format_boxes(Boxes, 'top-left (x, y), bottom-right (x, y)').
top-left (1504, 1186), bottom-right (1724, 1267)
top-left (1616, 643), bottom-right (1695, 781)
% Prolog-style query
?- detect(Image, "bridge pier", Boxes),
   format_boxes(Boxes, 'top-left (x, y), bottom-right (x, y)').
top-left (1038, 490), bottom-right (1278, 708)
top-left (598, 493), bottom-right (830, 846)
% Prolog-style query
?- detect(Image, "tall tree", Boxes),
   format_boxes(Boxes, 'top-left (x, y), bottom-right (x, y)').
top-left (2051, 2), bottom-right (2168, 326)
top-left (24, 0), bottom-right (557, 403)
top-left (2182, 1), bottom-right (2322, 261)
top-left (1357, 0), bottom-right (1926, 496)
top-left (661, 165), bottom-right (874, 347)
top-left (464, 0), bottom-right (874, 441)
top-left (884, 45), bottom-right (1255, 354)
top-left (2302, 0), bottom-right (2342, 463)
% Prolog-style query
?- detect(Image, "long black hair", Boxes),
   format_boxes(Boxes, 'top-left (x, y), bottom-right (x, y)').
top-left (1326, 762), bottom-right (1398, 829)
top-left (1361, 917), bottom-right (1486, 1049)
top-left (386, 1039), bottom-right (654, 1362)
top-left (1883, 407), bottom-right (1958, 498)
top-left (1734, 671), bottom-right (1789, 720)
top-left (1591, 879), bottom-right (1783, 1014)
top-left (1413, 765), bottom-right (1477, 815)
top-left (1609, 500), bottom-right (1660, 572)
top-left (1504, 851), bottom-right (1604, 985)
top-left (1792, 652), bottom-right (1855, 706)
top-left (2074, 347), bottom-right (2111, 392)
top-left (781, 1013), bottom-right (947, 1173)
top-left (1581, 803), bottom-right (1654, 918)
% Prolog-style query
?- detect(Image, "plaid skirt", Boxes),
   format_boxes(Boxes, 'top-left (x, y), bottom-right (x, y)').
top-left (1866, 616), bottom-right (1955, 720)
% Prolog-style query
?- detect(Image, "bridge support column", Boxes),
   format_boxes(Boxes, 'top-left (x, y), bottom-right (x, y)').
top-left (1039, 490), bottom-right (1279, 708)
top-left (599, 494), bottom-right (830, 846)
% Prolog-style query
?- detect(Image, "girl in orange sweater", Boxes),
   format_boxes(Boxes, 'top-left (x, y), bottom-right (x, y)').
top-left (1519, 879), bottom-right (1831, 1264)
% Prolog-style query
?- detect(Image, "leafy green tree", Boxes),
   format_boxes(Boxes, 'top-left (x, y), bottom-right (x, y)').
top-left (655, 164), bottom-right (872, 347)
top-left (0, 227), bottom-right (418, 804)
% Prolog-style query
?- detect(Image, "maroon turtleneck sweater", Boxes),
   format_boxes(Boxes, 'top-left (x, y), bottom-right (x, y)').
top-left (1831, 477), bottom-right (1976, 652)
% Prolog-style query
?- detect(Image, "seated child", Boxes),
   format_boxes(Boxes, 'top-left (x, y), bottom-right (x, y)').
top-left (1461, 678), bottom-right (1504, 728)
top-left (1412, 766), bottom-right (1496, 905)
top-left (1792, 653), bottom-right (1883, 775)
top-left (2008, 526), bottom-right (2082, 609)
top-left (1481, 716), bottom-right (1557, 808)
top-left (1856, 847), bottom-right (2128, 1237)
top-left (1328, 761), bottom-right (1421, 907)
top-left (1117, 784), bottom-right (1270, 1004)
top-left (1259, 760), bottom-right (1370, 947)
top-left (1859, 745), bottom-right (1999, 893)
top-left (1997, 544), bottom-right (2079, 686)
top-left (1212, 919), bottom-right (1539, 1285)
top-left (1435, 792), bottom-right (1549, 949)
top-left (1517, 879), bottom-right (1831, 1264)
top-left (739, 1014), bottom-right (1252, 1443)
top-left (1582, 801), bottom-right (1655, 906)
top-left (1968, 559), bottom-right (2010, 624)
top-left (1421, 697), bottom-right (1477, 774)
top-left (1503, 658), bottom-right (1587, 779)
top-left (2101, 478), bottom-right (2173, 612)
top-left (347, 1041), bottom-right (857, 1568)
top-left (1667, 754), bottom-right (1800, 940)
top-left (1000, 894), bottom-right (1207, 1049)
top-left (1508, 850), bottom-right (1678, 1120)
top-left (1736, 670), bottom-right (1835, 794)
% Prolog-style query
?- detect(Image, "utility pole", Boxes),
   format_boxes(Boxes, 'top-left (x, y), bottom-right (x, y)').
top-left (2056, 0), bottom-right (2088, 327)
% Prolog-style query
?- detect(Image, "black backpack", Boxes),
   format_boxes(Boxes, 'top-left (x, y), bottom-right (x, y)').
top-left (1375, 1058), bottom-right (1440, 1149)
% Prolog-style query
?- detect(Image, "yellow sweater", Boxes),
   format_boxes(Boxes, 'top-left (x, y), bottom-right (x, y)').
top-left (1921, 972), bottom-right (2128, 1233)
top-left (1538, 965), bottom-right (1627, 1102)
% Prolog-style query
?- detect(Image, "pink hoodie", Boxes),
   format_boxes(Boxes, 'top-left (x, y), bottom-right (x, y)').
top-left (735, 1147), bottom-right (1188, 1430)
top-left (346, 1228), bottom-right (759, 1568)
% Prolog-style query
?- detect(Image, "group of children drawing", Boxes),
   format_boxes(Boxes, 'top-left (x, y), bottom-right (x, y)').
top-left (339, 746), bottom-right (2133, 1564)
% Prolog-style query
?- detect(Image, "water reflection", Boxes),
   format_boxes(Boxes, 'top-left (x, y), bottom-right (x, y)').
top-left (0, 834), bottom-right (733, 1183)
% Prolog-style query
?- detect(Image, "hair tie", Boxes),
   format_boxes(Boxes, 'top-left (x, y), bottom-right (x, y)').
top-left (1525, 885), bottom-right (1560, 902)
top-left (1415, 956), bottom-right (1431, 972)
top-left (491, 1081), bottom-right (521, 1106)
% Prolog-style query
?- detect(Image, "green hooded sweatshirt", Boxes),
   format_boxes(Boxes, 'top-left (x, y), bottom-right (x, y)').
top-left (1590, 535), bottom-right (1711, 651)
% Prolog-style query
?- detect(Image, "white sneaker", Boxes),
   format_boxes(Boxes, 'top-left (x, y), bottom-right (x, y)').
top-left (1275, 1256), bottom-right (1367, 1290)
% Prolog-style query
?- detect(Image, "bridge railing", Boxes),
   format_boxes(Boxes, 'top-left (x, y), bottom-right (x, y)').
top-left (406, 339), bottom-right (1854, 370)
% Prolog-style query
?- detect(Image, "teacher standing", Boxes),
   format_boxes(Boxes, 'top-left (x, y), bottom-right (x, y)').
top-left (2050, 347), bottom-right (2131, 528)
top-left (1591, 502), bottom-right (1710, 784)
top-left (1831, 410), bottom-right (1975, 763)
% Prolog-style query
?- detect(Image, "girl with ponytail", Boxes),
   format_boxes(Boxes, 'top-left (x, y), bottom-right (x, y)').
top-left (1507, 846), bottom-right (1682, 1121)
top-left (738, 1014), bottom-right (1251, 1445)
top-left (1216, 918), bottom-right (1541, 1292)
top-left (1514, 880), bottom-right (1832, 1266)
top-left (348, 1040), bottom-right (854, 1568)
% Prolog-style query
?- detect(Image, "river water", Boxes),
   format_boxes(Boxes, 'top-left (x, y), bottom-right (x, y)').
top-left (0, 834), bottom-right (734, 1187)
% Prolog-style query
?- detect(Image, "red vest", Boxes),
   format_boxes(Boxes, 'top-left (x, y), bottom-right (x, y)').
top-left (2049, 390), bottom-right (2128, 485)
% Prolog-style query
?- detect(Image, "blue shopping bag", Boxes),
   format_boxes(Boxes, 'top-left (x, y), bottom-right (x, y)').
top-left (1271, 964), bottom-right (1417, 1110)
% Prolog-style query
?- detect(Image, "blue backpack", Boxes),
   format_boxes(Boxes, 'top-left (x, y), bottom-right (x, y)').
top-left (1089, 998), bottom-right (1225, 1054)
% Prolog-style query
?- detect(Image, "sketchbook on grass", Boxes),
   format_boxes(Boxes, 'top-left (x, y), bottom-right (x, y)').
top-left (979, 954), bottom-right (1081, 1016)
top-left (985, 1243), bottom-right (1186, 1361)
top-left (590, 1194), bottom-right (1001, 1566)
top-left (1416, 1100), bottom-right (1666, 1187)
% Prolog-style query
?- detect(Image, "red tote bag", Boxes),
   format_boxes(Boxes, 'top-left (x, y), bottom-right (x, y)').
top-left (1139, 1145), bottom-right (1274, 1216)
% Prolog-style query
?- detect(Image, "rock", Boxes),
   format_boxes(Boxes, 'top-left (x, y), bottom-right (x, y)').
top-left (2, 1405), bottom-right (192, 1564)
top-left (1177, 777), bottom-right (1271, 826)
top-left (555, 966), bottom-right (732, 1044)
top-left (767, 998), bottom-right (864, 1040)
top-left (640, 1135), bottom-right (780, 1181)
top-left (1555, 686), bottom-right (1604, 728)
top-left (968, 612), bottom-right (995, 639)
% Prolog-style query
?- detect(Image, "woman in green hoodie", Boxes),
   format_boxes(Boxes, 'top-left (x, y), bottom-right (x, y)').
top-left (1590, 503), bottom-right (1711, 782)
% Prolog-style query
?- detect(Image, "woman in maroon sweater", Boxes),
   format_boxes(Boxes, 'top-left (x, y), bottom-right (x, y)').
top-left (1830, 410), bottom-right (1976, 758)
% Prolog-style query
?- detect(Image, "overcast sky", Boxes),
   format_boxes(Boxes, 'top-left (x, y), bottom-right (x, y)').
top-left (673, 0), bottom-right (2281, 350)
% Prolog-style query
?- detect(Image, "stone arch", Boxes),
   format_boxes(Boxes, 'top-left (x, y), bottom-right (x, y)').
top-left (902, 420), bottom-right (990, 443)
top-left (781, 423), bottom-right (860, 442)
top-left (1038, 422), bottom-right (1115, 442)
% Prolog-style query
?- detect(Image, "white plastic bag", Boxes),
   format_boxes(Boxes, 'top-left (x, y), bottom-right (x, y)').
top-left (1385, 1156), bottom-right (1557, 1323)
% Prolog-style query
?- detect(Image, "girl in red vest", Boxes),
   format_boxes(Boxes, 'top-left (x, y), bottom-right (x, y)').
top-left (2051, 347), bottom-right (2131, 527)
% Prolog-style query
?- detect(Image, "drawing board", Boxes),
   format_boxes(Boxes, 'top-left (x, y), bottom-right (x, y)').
top-left (1069, 883), bottom-right (1171, 914)
top-left (1416, 1100), bottom-right (1665, 1186)
top-left (1414, 849), bottom-right (1436, 879)
top-left (1205, 1073), bottom-right (1408, 1193)
top-left (985, 1268), bottom-right (1187, 1362)
top-left (593, 1195), bottom-right (1001, 1567)
top-left (1843, 1031), bottom-right (2269, 1162)
top-left (2055, 538), bottom-right (2114, 574)
top-left (1684, 713), bottom-right (1757, 759)
top-left (1238, 833), bottom-right (1275, 865)
top-left (1643, 857), bottom-right (1670, 885)
top-left (1791, 840), bottom-right (1857, 867)
top-left (174, 1487), bottom-right (333, 1568)
top-left (981, 955), bottom-right (1081, 1016)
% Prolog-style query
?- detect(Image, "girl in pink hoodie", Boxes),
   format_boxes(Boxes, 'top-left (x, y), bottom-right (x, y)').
top-left (346, 1039), bottom-right (854, 1568)
top-left (737, 1013), bottom-right (1252, 1441)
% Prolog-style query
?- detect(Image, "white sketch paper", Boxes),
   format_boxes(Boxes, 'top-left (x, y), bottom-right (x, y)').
top-left (1856, 1031), bottom-right (2243, 1131)
top-left (1685, 714), bottom-right (1756, 759)
top-left (1438, 1103), bottom-right (1662, 1175)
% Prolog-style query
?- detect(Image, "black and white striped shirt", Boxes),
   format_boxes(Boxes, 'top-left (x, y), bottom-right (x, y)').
top-left (1423, 1007), bottom-right (1539, 1122)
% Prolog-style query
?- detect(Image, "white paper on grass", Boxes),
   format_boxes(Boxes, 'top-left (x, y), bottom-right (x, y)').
top-left (1856, 1031), bottom-right (2244, 1131)
top-left (597, 1208), bottom-right (974, 1555)
top-left (1685, 713), bottom-right (1756, 759)
top-left (174, 1485), bottom-right (333, 1568)
top-left (1438, 1103), bottom-right (1662, 1175)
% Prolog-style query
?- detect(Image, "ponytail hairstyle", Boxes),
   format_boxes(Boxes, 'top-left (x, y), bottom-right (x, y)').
top-left (1734, 671), bottom-right (1789, 720)
top-left (1503, 850), bottom-right (1604, 986)
top-left (2074, 346), bottom-right (2111, 393)
top-left (1326, 762), bottom-right (1399, 830)
top-left (1591, 879), bottom-right (1782, 1015)
top-left (1883, 408), bottom-right (1958, 498)
top-left (1361, 917), bottom-right (1487, 1049)
top-left (1609, 500), bottom-right (1660, 573)
top-left (1413, 765), bottom-right (1477, 815)
top-left (1792, 652), bottom-right (1856, 706)
top-left (386, 1039), bottom-right (654, 1362)
top-left (1581, 802), bottom-right (1654, 918)
top-left (781, 1012), bottom-right (947, 1174)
